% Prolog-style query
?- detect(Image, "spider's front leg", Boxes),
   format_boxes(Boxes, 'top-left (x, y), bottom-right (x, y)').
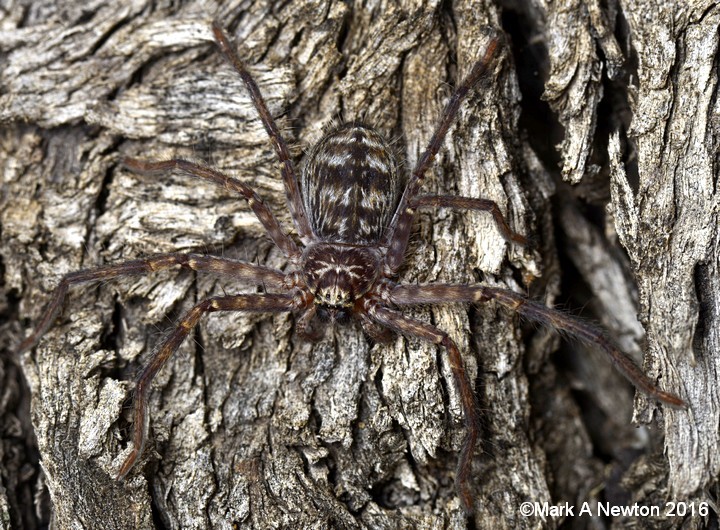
top-left (118, 292), bottom-right (300, 478)
top-left (364, 302), bottom-right (481, 512)
top-left (389, 283), bottom-right (687, 408)
top-left (18, 253), bottom-right (287, 355)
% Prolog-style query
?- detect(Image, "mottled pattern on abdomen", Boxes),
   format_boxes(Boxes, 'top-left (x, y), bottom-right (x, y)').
top-left (301, 123), bottom-right (400, 244)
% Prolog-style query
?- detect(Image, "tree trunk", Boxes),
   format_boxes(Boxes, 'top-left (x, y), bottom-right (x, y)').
top-left (1, 0), bottom-right (717, 528)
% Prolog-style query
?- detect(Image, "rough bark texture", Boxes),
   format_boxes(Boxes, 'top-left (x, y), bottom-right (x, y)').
top-left (1, 0), bottom-right (718, 529)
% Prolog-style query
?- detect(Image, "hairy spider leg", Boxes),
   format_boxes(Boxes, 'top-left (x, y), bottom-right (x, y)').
top-left (357, 312), bottom-right (397, 344)
top-left (117, 293), bottom-right (300, 479)
top-left (366, 302), bottom-right (481, 512)
top-left (389, 283), bottom-right (687, 409)
top-left (18, 254), bottom-right (287, 355)
top-left (122, 159), bottom-right (301, 260)
top-left (212, 21), bottom-right (315, 244)
top-left (411, 195), bottom-right (528, 247)
top-left (383, 36), bottom-right (507, 275)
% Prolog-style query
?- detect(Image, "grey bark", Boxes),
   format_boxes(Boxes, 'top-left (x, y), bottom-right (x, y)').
top-left (0, 0), bottom-right (717, 529)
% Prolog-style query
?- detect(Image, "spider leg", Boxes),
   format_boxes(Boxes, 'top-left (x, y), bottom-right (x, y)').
top-left (117, 292), bottom-right (299, 479)
top-left (411, 194), bottom-right (528, 247)
top-left (382, 36), bottom-right (501, 274)
top-left (357, 312), bottom-right (396, 344)
top-left (389, 283), bottom-right (687, 408)
top-left (18, 253), bottom-right (288, 354)
top-left (122, 158), bottom-right (301, 260)
top-left (366, 303), bottom-right (481, 512)
top-left (211, 22), bottom-right (314, 243)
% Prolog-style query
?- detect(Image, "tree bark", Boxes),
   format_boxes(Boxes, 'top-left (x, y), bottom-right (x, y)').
top-left (1, 0), bottom-right (717, 528)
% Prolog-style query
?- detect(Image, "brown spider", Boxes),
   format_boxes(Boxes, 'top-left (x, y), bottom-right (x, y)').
top-left (19, 22), bottom-right (685, 511)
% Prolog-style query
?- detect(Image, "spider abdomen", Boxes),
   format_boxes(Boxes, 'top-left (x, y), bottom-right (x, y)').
top-left (301, 123), bottom-right (401, 244)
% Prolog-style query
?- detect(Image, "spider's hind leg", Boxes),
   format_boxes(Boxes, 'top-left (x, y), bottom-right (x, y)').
top-left (382, 34), bottom-right (503, 275)
top-left (211, 21), bottom-right (314, 243)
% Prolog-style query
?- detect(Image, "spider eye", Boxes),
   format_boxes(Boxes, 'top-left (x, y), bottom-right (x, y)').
top-left (316, 284), bottom-right (352, 307)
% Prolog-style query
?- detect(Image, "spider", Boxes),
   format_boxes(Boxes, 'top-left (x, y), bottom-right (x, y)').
top-left (19, 21), bottom-right (685, 512)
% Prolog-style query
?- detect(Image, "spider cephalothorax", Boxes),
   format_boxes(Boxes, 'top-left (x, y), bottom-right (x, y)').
top-left (19, 21), bottom-right (685, 512)
top-left (302, 243), bottom-right (382, 312)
